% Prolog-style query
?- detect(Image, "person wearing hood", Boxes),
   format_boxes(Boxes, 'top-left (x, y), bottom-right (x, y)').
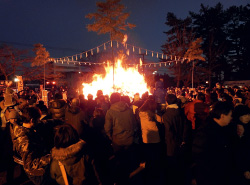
top-left (65, 98), bottom-right (88, 138)
top-left (104, 92), bottom-right (138, 185)
top-left (50, 124), bottom-right (99, 185)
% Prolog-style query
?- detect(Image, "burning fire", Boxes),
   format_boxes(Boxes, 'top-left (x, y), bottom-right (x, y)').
top-left (82, 58), bottom-right (150, 99)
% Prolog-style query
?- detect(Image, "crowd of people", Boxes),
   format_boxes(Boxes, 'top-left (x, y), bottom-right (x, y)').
top-left (1, 82), bottom-right (250, 185)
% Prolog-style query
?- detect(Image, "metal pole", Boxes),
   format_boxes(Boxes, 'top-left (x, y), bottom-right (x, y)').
top-left (112, 40), bottom-right (115, 91)
top-left (192, 61), bottom-right (194, 89)
top-left (44, 62), bottom-right (45, 90)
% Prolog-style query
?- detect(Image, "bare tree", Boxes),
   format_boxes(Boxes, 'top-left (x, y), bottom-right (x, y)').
top-left (0, 44), bottom-right (29, 81)
top-left (86, 0), bottom-right (135, 42)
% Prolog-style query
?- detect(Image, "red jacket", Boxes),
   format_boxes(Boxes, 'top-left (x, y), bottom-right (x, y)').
top-left (184, 100), bottom-right (209, 130)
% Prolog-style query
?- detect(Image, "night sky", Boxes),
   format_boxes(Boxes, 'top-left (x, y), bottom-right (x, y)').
top-left (0, 0), bottom-right (248, 59)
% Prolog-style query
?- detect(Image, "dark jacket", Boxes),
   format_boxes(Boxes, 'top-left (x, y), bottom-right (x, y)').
top-left (153, 88), bottom-right (166, 104)
top-left (105, 101), bottom-right (137, 146)
top-left (48, 99), bottom-right (67, 120)
top-left (12, 120), bottom-right (61, 185)
top-left (65, 106), bottom-right (88, 136)
top-left (192, 117), bottom-right (234, 185)
top-left (162, 104), bottom-right (190, 157)
top-left (234, 122), bottom-right (250, 184)
top-left (50, 140), bottom-right (99, 185)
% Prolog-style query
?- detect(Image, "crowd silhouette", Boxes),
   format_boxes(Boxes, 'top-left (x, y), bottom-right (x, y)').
top-left (1, 82), bottom-right (250, 185)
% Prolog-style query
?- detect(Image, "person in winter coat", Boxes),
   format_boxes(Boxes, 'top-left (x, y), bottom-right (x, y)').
top-left (233, 105), bottom-right (250, 185)
top-left (88, 108), bottom-right (114, 185)
top-left (104, 92), bottom-right (138, 185)
top-left (85, 94), bottom-right (97, 121)
top-left (162, 94), bottom-right (191, 185)
top-left (50, 124), bottom-right (99, 185)
top-left (153, 80), bottom-right (166, 115)
top-left (12, 107), bottom-right (62, 185)
top-left (105, 92), bottom-right (138, 149)
top-left (65, 98), bottom-right (88, 137)
top-left (192, 101), bottom-right (234, 185)
top-left (48, 93), bottom-right (67, 120)
top-left (139, 99), bottom-right (162, 144)
top-left (184, 92), bottom-right (209, 132)
top-left (0, 87), bottom-right (21, 129)
top-left (139, 98), bottom-right (164, 185)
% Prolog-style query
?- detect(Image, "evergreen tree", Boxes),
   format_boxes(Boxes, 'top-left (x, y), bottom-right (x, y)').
top-left (162, 13), bottom-right (197, 87)
top-left (225, 5), bottom-right (250, 80)
top-left (190, 3), bottom-right (228, 86)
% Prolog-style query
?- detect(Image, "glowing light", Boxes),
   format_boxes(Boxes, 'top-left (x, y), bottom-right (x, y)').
top-left (82, 58), bottom-right (150, 99)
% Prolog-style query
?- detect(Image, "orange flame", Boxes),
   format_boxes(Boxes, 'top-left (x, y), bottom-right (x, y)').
top-left (82, 58), bottom-right (150, 99)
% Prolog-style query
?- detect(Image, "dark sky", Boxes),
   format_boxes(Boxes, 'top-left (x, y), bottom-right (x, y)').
top-left (0, 0), bottom-right (248, 59)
